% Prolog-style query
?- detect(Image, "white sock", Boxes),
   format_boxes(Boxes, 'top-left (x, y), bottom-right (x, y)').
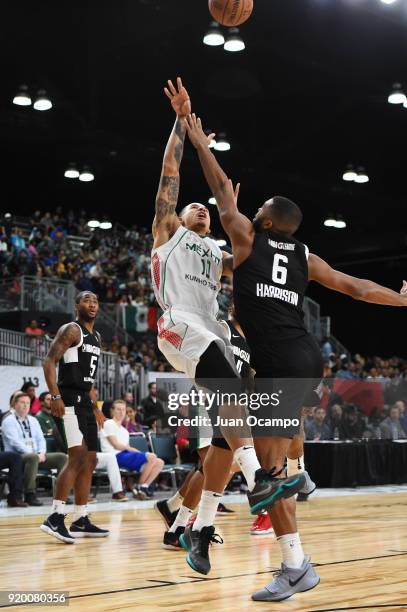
top-left (74, 505), bottom-right (88, 519)
top-left (277, 532), bottom-right (305, 569)
top-left (298, 455), bottom-right (305, 471)
top-left (52, 499), bottom-right (66, 515)
top-left (234, 445), bottom-right (261, 492)
top-left (169, 505), bottom-right (193, 533)
top-left (167, 491), bottom-right (184, 514)
top-left (193, 490), bottom-right (222, 531)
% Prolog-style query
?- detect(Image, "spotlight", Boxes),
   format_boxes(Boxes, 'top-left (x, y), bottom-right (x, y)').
top-left (208, 138), bottom-right (217, 149)
top-left (214, 133), bottom-right (231, 151)
top-left (354, 167), bottom-right (369, 183)
top-left (388, 83), bottom-right (406, 105)
top-left (335, 217), bottom-right (347, 229)
top-left (342, 165), bottom-right (357, 182)
top-left (203, 22), bottom-right (225, 46)
top-left (324, 216), bottom-right (337, 228)
top-left (13, 85), bottom-right (31, 106)
top-left (79, 167), bottom-right (95, 182)
top-left (33, 89), bottom-right (52, 111)
top-left (224, 28), bottom-right (245, 52)
top-left (87, 220), bottom-right (100, 228)
top-left (64, 163), bottom-right (79, 179)
top-left (99, 221), bottom-right (113, 230)
top-left (381, 0), bottom-right (397, 4)
top-left (216, 239), bottom-right (227, 247)
top-left (208, 197), bottom-right (217, 205)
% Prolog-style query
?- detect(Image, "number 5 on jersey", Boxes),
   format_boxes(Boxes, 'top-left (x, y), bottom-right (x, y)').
top-left (90, 355), bottom-right (98, 378)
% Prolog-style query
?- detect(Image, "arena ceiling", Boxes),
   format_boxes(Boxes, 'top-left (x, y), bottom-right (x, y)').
top-left (2, 0), bottom-right (407, 353)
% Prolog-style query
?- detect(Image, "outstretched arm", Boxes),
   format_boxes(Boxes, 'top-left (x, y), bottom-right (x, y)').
top-left (309, 253), bottom-right (407, 306)
top-left (186, 114), bottom-right (253, 253)
top-left (153, 78), bottom-right (191, 248)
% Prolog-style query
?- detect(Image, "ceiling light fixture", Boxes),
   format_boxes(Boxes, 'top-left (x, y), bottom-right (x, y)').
top-left (354, 167), bottom-right (369, 183)
top-left (64, 163), bottom-right (80, 179)
top-left (33, 89), bottom-right (52, 111)
top-left (87, 220), bottom-right (100, 228)
top-left (79, 166), bottom-right (95, 182)
top-left (99, 221), bottom-right (113, 230)
top-left (342, 165), bottom-right (357, 182)
top-left (203, 22), bottom-right (225, 47)
top-left (13, 84), bottom-right (31, 106)
top-left (208, 197), bottom-right (217, 205)
top-left (388, 83), bottom-right (406, 105)
top-left (214, 133), bottom-right (231, 151)
top-left (224, 28), bottom-right (245, 52)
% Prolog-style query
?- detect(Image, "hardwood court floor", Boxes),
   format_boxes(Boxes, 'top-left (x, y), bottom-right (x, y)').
top-left (0, 493), bottom-right (406, 611)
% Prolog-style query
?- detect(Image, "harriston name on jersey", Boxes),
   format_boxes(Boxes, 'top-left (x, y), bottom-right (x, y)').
top-left (256, 283), bottom-right (299, 306)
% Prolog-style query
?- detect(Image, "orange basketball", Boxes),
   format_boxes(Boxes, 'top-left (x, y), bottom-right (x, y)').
top-left (208, 0), bottom-right (253, 27)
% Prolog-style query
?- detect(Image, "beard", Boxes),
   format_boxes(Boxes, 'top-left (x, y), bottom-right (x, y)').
top-left (252, 217), bottom-right (264, 233)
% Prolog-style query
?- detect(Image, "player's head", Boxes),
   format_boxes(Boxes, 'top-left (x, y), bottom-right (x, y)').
top-left (179, 203), bottom-right (211, 235)
top-left (75, 291), bottom-right (99, 321)
top-left (253, 196), bottom-right (303, 236)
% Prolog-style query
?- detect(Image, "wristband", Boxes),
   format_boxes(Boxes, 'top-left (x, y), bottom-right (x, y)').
top-left (51, 394), bottom-right (62, 401)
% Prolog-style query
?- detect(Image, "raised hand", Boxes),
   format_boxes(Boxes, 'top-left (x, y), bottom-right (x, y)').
top-left (185, 113), bottom-right (216, 149)
top-left (164, 77), bottom-right (191, 117)
top-left (400, 280), bottom-right (407, 296)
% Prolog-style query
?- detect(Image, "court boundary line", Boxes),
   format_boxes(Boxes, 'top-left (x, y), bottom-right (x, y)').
top-left (1, 551), bottom-right (406, 609)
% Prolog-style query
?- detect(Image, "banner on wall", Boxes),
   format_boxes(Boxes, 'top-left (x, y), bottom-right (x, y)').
top-left (0, 366), bottom-right (47, 413)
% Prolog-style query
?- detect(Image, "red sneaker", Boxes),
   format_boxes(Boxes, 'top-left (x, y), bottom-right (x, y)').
top-left (186, 513), bottom-right (197, 528)
top-left (250, 512), bottom-right (274, 535)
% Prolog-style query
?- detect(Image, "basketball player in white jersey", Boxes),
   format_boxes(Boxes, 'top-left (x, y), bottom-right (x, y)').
top-left (152, 78), bottom-right (305, 574)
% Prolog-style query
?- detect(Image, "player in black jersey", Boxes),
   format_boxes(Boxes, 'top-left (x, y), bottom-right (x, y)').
top-left (186, 112), bottom-right (407, 601)
top-left (41, 291), bottom-right (109, 544)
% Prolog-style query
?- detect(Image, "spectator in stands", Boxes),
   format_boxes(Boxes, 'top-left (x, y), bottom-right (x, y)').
top-left (397, 400), bottom-right (407, 434)
top-left (380, 404), bottom-right (407, 440)
top-left (140, 382), bottom-right (165, 429)
top-left (304, 407), bottom-right (331, 441)
top-left (21, 381), bottom-right (41, 416)
top-left (321, 337), bottom-right (333, 361)
top-left (24, 320), bottom-right (45, 337)
top-left (1, 392), bottom-right (67, 506)
top-left (0, 451), bottom-right (28, 507)
top-left (335, 355), bottom-right (356, 380)
top-left (327, 403), bottom-right (344, 439)
top-left (36, 391), bottom-right (66, 452)
top-left (123, 405), bottom-right (143, 433)
top-left (10, 227), bottom-right (26, 251)
top-left (100, 399), bottom-right (164, 500)
top-left (341, 404), bottom-right (365, 440)
top-left (95, 452), bottom-right (129, 502)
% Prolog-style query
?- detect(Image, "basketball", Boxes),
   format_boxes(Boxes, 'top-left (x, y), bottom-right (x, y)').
top-left (208, 0), bottom-right (253, 27)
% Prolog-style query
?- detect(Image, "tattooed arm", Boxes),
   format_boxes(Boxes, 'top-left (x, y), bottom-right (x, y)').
top-left (152, 78), bottom-right (191, 249)
top-left (43, 322), bottom-right (81, 417)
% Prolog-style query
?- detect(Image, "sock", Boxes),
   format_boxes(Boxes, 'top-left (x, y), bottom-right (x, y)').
top-left (167, 491), bottom-right (184, 513)
top-left (52, 499), bottom-right (66, 515)
top-left (74, 505), bottom-right (88, 519)
top-left (298, 455), bottom-right (305, 471)
top-left (287, 458), bottom-right (301, 477)
top-left (233, 446), bottom-right (261, 492)
top-left (277, 533), bottom-right (305, 569)
top-left (193, 490), bottom-right (222, 531)
top-left (168, 505), bottom-right (193, 533)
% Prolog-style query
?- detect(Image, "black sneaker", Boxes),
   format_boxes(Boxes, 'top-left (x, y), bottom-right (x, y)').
top-left (40, 513), bottom-right (75, 544)
top-left (163, 526), bottom-right (185, 550)
top-left (155, 500), bottom-right (179, 529)
top-left (217, 502), bottom-right (235, 515)
top-left (179, 525), bottom-right (223, 575)
top-left (69, 515), bottom-right (109, 538)
top-left (248, 468), bottom-right (306, 515)
top-left (25, 493), bottom-right (43, 507)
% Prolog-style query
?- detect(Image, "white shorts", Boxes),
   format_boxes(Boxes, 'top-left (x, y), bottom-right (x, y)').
top-left (157, 307), bottom-right (237, 379)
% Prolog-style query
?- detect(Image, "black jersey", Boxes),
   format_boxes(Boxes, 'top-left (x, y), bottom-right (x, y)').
top-left (58, 322), bottom-right (101, 392)
top-left (233, 229), bottom-right (309, 348)
top-left (227, 320), bottom-right (251, 379)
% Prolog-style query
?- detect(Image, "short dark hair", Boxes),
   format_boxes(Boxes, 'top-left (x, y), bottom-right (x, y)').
top-left (148, 382), bottom-right (156, 390)
top-left (75, 291), bottom-right (98, 304)
top-left (269, 196), bottom-right (303, 236)
top-left (21, 381), bottom-right (35, 392)
top-left (39, 391), bottom-right (51, 402)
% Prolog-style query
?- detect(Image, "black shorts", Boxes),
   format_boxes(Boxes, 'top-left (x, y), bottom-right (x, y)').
top-left (54, 389), bottom-right (98, 452)
top-left (251, 333), bottom-right (323, 437)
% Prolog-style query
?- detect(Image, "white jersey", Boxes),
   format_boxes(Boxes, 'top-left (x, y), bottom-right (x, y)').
top-left (151, 226), bottom-right (223, 318)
